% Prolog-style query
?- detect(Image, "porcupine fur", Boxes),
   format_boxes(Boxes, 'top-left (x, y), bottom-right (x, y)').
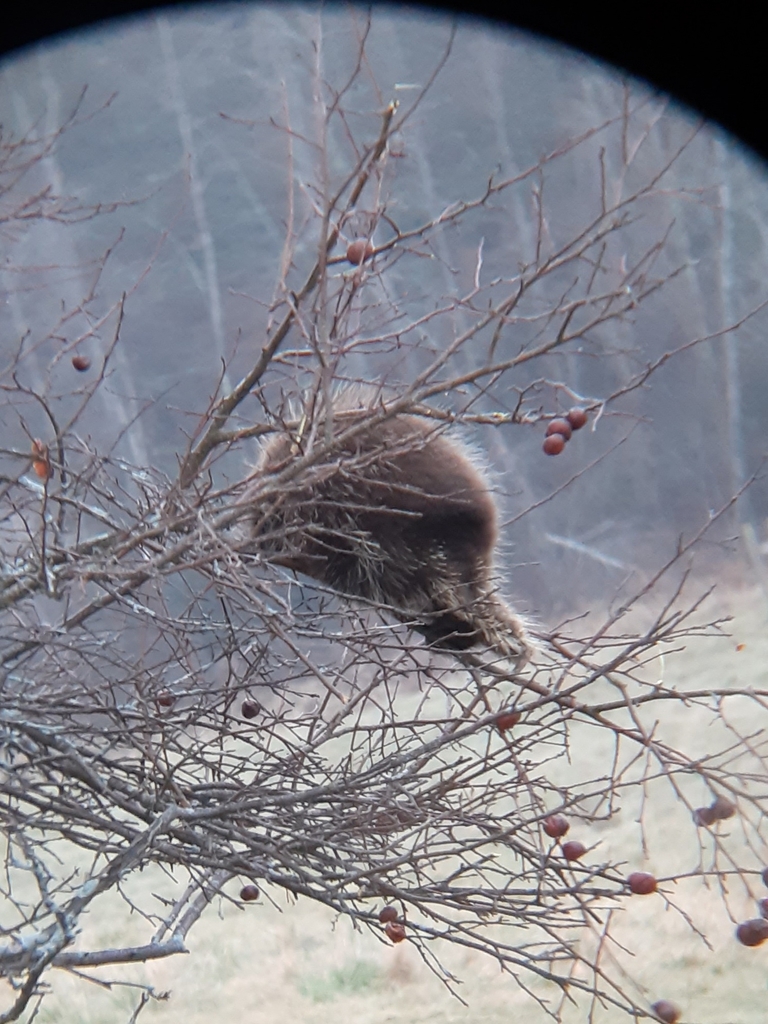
top-left (251, 390), bottom-right (531, 665)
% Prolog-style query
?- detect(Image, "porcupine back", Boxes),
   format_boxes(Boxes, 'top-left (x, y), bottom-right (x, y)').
top-left (252, 393), bottom-right (531, 664)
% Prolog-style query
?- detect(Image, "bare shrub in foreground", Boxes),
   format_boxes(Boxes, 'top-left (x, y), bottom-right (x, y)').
top-left (2, 20), bottom-right (768, 1024)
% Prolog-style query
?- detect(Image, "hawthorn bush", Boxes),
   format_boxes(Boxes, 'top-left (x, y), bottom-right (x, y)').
top-left (2, 10), bottom-right (768, 1023)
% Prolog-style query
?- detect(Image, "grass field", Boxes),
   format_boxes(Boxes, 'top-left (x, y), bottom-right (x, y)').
top-left (10, 584), bottom-right (768, 1024)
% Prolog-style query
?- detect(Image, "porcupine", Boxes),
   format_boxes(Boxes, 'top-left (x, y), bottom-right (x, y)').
top-left (251, 390), bottom-right (532, 666)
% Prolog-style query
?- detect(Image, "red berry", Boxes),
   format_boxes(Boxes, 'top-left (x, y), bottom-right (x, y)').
top-left (156, 691), bottom-right (174, 708)
top-left (710, 795), bottom-right (735, 820)
top-left (385, 922), bottom-right (406, 943)
top-left (693, 806), bottom-right (717, 827)
top-left (72, 354), bottom-right (91, 371)
top-left (241, 699), bottom-right (260, 719)
top-left (346, 239), bottom-right (374, 265)
top-left (543, 434), bottom-right (566, 456)
top-left (561, 840), bottom-right (587, 861)
top-left (758, 897), bottom-right (768, 919)
top-left (542, 815), bottom-right (569, 839)
top-left (31, 439), bottom-right (51, 481)
top-left (496, 710), bottom-right (521, 733)
top-left (627, 872), bottom-right (657, 895)
top-left (736, 918), bottom-right (768, 946)
top-left (240, 884), bottom-right (260, 902)
top-left (651, 1000), bottom-right (681, 1023)
top-left (378, 905), bottom-right (399, 924)
top-left (546, 418), bottom-right (573, 441)
top-left (566, 407), bottom-right (588, 430)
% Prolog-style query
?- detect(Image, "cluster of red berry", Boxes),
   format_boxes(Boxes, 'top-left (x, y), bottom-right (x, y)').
top-left (542, 407), bottom-right (588, 455)
top-left (492, 708), bottom-right (761, 1018)
top-left (692, 793), bottom-right (735, 827)
top-left (539, 812), bottom-right (679, 1021)
top-left (542, 814), bottom-right (663, 896)
top-left (541, 813), bottom-right (588, 862)
top-left (378, 904), bottom-right (406, 943)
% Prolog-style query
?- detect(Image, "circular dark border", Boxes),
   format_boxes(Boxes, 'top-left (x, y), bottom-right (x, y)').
top-left (1, 3), bottom-right (765, 164)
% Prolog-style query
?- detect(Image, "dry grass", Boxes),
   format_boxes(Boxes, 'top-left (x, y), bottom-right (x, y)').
top-left (14, 584), bottom-right (768, 1024)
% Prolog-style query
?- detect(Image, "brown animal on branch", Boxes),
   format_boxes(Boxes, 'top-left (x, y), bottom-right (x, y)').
top-left (250, 392), bottom-right (531, 666)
